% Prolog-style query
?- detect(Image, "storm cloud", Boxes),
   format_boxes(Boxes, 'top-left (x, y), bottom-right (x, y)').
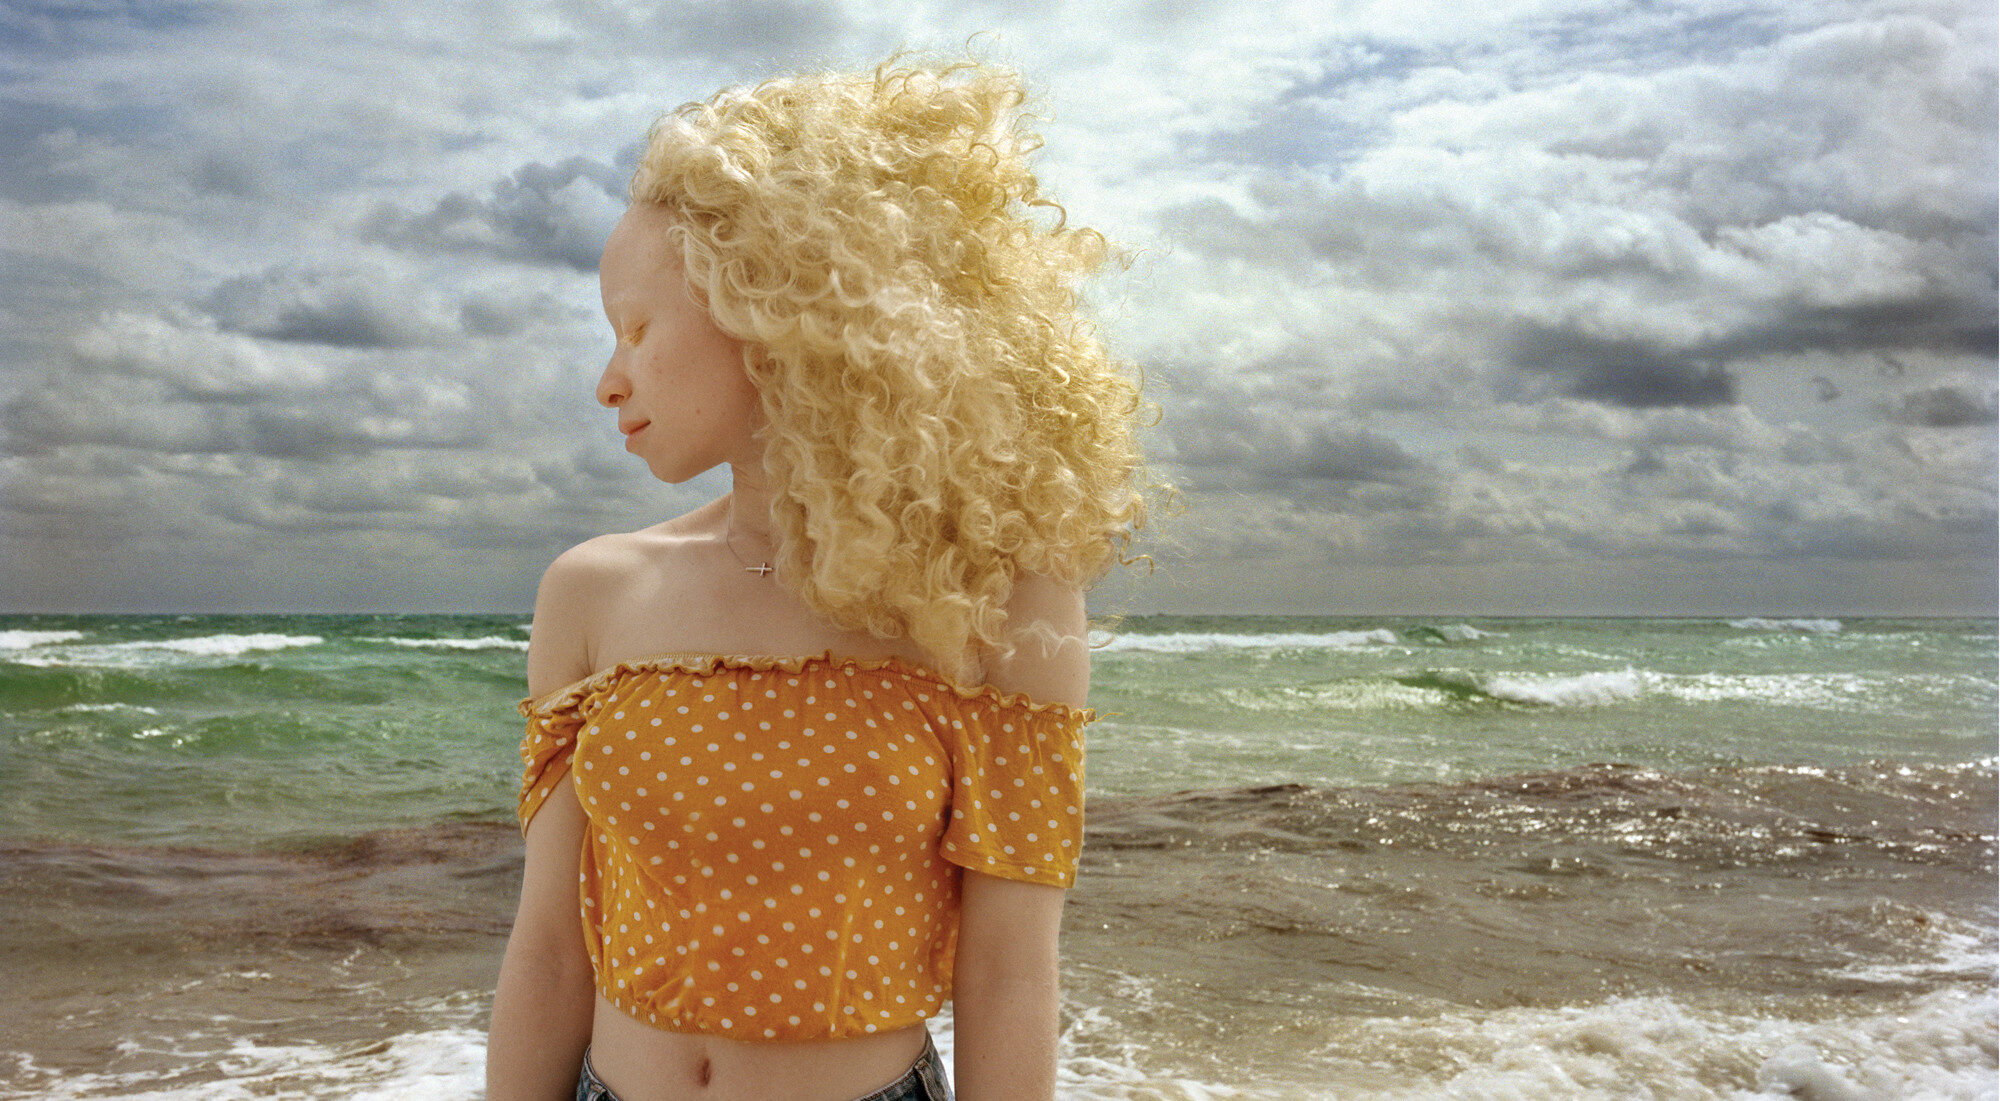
top-left (365, 158), bottom-right (629, 273)
top-left (2, 0), bottom-right (1993, 615)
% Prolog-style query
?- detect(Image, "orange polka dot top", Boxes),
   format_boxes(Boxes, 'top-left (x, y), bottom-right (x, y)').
top-left (516, 652), bottom-right (1090, 1042)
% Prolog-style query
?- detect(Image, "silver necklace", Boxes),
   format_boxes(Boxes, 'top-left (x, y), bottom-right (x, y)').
top-left (724, 529), bottom-right (775, 577)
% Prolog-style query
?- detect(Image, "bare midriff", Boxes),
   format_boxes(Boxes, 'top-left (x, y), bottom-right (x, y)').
top-left (585, 994), bottom-right (928, 1101)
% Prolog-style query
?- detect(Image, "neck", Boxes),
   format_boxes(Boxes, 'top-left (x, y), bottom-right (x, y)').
top-left (725, 461), bottom-right (777, 550)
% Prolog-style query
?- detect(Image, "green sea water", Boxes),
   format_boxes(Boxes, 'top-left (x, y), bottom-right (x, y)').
top-left (1085, 614), bottom-right (1996, 794)
top-left (2, 614), bottom-right (529, 847)
top-left (1, 614), bottom-right (1992, 848)
top-left (2, 614), bottom-right (1994, 1099)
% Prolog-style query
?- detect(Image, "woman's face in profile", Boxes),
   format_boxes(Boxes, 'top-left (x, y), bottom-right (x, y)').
top-left (595, 203), bottom-right (764, 484)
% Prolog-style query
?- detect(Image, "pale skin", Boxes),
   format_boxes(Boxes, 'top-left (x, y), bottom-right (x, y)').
top-left (486, 202), bottom-right (1081, 1101)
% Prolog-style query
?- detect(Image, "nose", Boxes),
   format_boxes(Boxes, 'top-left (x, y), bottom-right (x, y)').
top-left (596, 355), bottom-right (628, 409)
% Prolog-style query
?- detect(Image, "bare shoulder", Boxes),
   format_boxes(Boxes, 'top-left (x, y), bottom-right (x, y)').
top-left (979, 573), bottom-right (1090, 710)
top-left (525, 527), bottom-right (675, 698)
top-left (543, 528), bottom-right (657, 590)
top-left (526, 503), bottom-right (733, 698)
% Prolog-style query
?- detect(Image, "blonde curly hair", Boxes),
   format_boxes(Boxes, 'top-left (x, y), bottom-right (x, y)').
top-left (629, 56), bottom-right (1148, 670)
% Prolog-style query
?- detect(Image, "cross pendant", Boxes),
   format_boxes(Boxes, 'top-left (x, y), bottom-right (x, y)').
top-left (745, 562), bottom-right (774, 577)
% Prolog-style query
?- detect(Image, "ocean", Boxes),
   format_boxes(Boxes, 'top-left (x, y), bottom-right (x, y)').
top-left (1, 614), bottom-right (1993, 1099)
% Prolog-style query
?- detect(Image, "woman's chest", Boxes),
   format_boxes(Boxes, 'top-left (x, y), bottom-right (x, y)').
top-left (566, 673), bottom-right (956, 854)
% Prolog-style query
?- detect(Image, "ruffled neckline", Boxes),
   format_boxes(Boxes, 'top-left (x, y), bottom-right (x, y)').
top-left (518, 650), bottom-right (1092, 723)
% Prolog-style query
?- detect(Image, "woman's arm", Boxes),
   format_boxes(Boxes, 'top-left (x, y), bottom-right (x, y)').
top-left (486, 552), bottom-right (603, 1100)
top-left (952, 573), bottom-right (1090, 1100)
top-left (952, 872), bottom-right (1068, 1100)
top-left (486, 782), bottom-right (594, 1100)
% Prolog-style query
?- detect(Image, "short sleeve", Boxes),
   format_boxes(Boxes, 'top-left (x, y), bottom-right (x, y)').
top-left (516, 698), bottom-right (583, 834)
top-left (938, 697), bottom-right (1090, 888)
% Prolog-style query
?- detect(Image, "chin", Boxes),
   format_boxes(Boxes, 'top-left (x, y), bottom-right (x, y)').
top-left (644, 456), bottom-right (721, 485)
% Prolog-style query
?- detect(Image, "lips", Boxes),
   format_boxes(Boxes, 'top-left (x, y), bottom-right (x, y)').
top-left (619, 419), bottom-right (649, 449)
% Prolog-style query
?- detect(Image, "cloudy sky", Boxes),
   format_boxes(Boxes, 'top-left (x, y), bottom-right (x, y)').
top-left (2, 0), bottom-right (1994, 617)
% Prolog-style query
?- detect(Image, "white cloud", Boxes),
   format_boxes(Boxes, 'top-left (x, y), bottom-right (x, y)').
top-left (0, 0), bottom-right (1992, 614)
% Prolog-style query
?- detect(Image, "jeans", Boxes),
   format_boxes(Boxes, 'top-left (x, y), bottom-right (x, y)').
top-left (576, 1033), bottom-right (953, 1101)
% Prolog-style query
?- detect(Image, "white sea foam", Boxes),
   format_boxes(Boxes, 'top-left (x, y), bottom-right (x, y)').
top-left (5, 983), bottom-right (1993, 1101)
top-left (366, 635), bottom-right (531, 652)
top-left (1054, 982), bottom-right (1261, 1099)
top-left (1101, 629), bottom-right (1399, 654)
top-left (1730, 617), bottom-right (1844, 634)
top-left (1308, 986), bottom-right (1998, 1101)
top-left (121, 633), bottom-right (325, 658)
top-left (1832, 911), bottom-right (1999, 988)
top-left (1478, 667), bottom-right (1648, 707)
top-left (59, 702), bottom-right (165, 716)
top-left (1047, 970), bottom-right (2000, 1099)
top-left (0, 629), bottom-right (84, 650)
top-left (1434, 623), bottom-right (1494, 642)
top-left (5, 633), bottom-right (326, 669)
top-left (2, 1025), bottom-right (487, 1101)
top-left (1665, 671), bottom-right (1871, 708)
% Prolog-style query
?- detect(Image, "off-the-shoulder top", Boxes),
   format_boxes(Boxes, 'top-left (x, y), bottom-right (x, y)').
top-left (517, 652), bottom-right (1090, 1042)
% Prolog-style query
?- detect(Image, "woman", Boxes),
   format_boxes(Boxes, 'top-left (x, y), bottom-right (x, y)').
top-left (487, 57), bottom-right (1147, 1101)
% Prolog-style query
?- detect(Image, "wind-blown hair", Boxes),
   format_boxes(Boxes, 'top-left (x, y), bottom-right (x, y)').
top-left (630, 57), bottom-right (1148, 671)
